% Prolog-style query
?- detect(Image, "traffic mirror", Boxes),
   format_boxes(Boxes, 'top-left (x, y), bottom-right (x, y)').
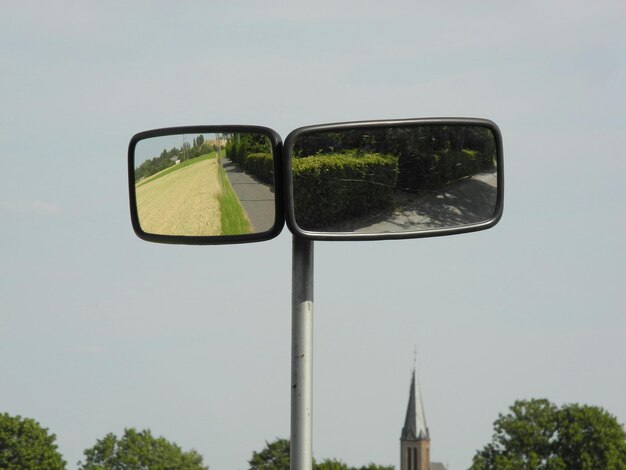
top-left (129, 119), bottom-right (503, 245)
top-left (284, 118), bottom-right (503, 240)
top-left (128, 126), bottom-right (284, 244)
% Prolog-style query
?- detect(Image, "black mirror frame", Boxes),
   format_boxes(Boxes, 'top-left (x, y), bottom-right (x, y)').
top-left (128, 125), bottom-right (284, 245)
top-left (283, 117), bottom-right (504, 241)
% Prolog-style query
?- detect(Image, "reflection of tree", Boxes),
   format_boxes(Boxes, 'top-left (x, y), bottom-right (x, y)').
top-left (293, 125), bottom-right (497, 191)
top-left (224, 133), bottom-right (273, 183)
top-left (224, 132), bottom-right (271, 166)
top-left (294, 125), bottom-right (495, 156)
top-left (135, 135), bottom-right (220, 181)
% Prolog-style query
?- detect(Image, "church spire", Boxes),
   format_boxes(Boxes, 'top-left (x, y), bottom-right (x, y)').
top-left (401, 367), bottom-right (429, 441)
top-left (400, 365), bottom-right (432, 470)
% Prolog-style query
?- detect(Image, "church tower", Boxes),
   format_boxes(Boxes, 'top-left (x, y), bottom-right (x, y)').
top-left (400, 368), bottom-right (430, 470)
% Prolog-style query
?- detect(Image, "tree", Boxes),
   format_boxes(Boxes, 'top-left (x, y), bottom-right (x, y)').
top-left (316, 458), bottom-right (350, 470)
top-left (316, 460), bottom-right (394, 470)
top-left (353, 465), bottom-right (394, 470)
top-left (78, 427), bottom-right (207, 470)
top-left (249, 438), bottom-right (291, 470)
top-left (470, 399), bottom-right (626, 470)
top-left (0, 412), bottom-right (66, 469)
top-left (555, 403), bottom-right (626, 469)
top-left (249, 438), bottom-right (394, 470)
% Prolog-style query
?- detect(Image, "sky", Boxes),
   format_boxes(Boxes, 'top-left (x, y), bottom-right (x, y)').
top-left (1, 1), bottom-right (625, 469)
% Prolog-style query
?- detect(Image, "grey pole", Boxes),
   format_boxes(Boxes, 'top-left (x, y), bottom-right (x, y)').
top-left (291, 235), bottom-right (314, 470)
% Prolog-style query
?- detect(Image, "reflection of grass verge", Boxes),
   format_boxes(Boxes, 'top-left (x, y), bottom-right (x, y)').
top-left (136, 152), bottom-right (218, 188)
top-left (218, 165), bottom-right (252, 235)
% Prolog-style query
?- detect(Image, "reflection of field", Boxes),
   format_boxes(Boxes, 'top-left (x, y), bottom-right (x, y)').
top-left (136, 159), bottom-right (222, 236)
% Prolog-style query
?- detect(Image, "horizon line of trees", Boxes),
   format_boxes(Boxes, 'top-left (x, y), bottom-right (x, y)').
top-left (2, 398), bottom-right (626, 469)
top-left (135, 134), bottom-right (221, 182)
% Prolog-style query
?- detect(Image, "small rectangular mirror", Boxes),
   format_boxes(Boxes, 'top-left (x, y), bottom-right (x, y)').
top-left (284, 118), bottom-right (503, 240)
top-left (128, 126), bottom-right (283, 244)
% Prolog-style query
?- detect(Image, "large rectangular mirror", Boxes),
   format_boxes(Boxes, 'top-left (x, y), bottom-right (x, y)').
top-left (284, 118), bottom-right (503, 240)
top-left (128, 126), bottom-right (283, 244)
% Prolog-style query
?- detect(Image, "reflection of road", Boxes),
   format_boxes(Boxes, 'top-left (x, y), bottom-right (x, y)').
top-left (329, 171), bottom-right (497, 233)
top-left (221, 157), bottom-right (275, 232)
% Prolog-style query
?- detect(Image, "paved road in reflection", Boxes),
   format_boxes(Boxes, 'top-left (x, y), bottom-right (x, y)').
top-left (222, 157), bottom-right (275, 233)
top-left (327, 171), bottom-right (497, 234)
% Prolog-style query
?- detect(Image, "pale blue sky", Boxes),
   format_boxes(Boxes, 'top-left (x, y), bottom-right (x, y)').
top-left (1, 2), bottom-right (625, 469)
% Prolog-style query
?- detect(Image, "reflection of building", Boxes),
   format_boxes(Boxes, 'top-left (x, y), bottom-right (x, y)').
top-left (400, 368), bottom-right (447, 470)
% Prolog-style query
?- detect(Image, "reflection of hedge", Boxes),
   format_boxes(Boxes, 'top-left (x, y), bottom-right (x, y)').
top-left (225, 140), bottom-right (273, 184)
top-left (398, 149), bottom-right (495, 190)
top-left (225, 140), bottom-right (245, 165)
top-left (244, 153), bottom-right (273, 184)
top-left (292, 153), bottom-right (399, 229)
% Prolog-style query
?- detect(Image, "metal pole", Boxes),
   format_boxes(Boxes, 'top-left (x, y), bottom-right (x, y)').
top-left (291, 235), bottom-right (314, 470)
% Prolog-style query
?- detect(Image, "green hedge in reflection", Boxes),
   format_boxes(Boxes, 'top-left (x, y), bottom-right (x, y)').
top-left (225, 139), bottom-right (243, 165)
top-left (225, 136), bottom-right (273, 184)
top-left (293, 152), bottom-right (398, 229)
top-left (225, 133), bottom-right (270, 167)
top-left (244, 152), bottom-right (274, 184)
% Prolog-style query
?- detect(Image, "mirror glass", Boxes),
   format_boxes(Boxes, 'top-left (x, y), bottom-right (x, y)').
top-left (133, 132), bottom-right (276, 237)
top-left (290, 124), bottom-right (499, 234)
